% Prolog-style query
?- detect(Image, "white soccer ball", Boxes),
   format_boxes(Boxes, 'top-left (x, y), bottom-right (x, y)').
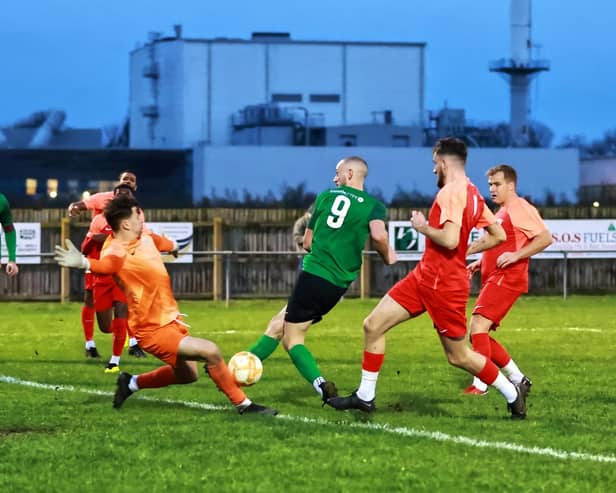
top-left (228, 351), bottom-right (263, 386)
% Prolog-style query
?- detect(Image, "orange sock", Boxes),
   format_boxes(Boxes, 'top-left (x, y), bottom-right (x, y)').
top-left (82, 305), bottom-right (95, 341)
top-left (111, 318), bottom-right (128, 357)
top-left (137, 365), bottom-right (177, 389)
top-left (206, 360), bottom-right (247, 406)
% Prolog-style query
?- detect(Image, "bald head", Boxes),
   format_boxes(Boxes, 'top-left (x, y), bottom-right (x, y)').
top-left (333, 156), bottom-right (368, 190)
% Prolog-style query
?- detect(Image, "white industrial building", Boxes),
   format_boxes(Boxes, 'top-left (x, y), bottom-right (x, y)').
top-left (129, 31), bottom-right (426, 148)
top-left (128, 28), bottom-right (580, 205)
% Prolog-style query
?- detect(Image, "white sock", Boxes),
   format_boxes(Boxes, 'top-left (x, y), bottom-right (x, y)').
top-left (109, 355), bottom-right (120, 365)
top-left (471, 376), bottom-right (488, 392)
top-left (128, 375), bottom-right (140, 392)
top-left (237, 398), bottom-right (251, 410)
top-left (501, 360), bottom-right (524, 384)
top-left (129, 337), bottom-right (138, 347)
top-left (490, 372), bottom-right (518, 403)
top-left (313, 376), bottom-right (326, 396)
top-left (356, 369), bottom-right (379, 401)
top-left (85, 340), bottom-right (95, 349)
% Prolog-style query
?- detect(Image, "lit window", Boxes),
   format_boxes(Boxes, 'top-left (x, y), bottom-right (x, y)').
top-left (26, 178), bottom-right (37, 196)
top-left (47, 178), bottom-right (58, 198)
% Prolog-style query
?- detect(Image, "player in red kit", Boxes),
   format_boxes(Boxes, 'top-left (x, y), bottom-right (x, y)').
top-left (464, 164), bottom-right (552, 396)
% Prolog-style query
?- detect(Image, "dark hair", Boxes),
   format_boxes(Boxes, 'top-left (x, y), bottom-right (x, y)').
top-left (118, 170), bottom-right (136, 179)
top-left (433, 137), bottom-right (468, 163)
top-left (487, 164), bottom-right (517, 184)
top-left (104, 194), bottom-right (140, 233)
top-left (113, 183), bottom-right (134, 195)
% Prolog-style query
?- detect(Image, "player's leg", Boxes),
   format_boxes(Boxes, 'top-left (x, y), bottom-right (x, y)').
top-left (104, 301), bottom-right (128, 373)
top-left (282, 272), bottom-right (346, 404)
top-left (178, 335), bottom-right (277, 415)
top-left (465, 313), bottom-right (493, 395)
top-left (439, 336), bottom-right (527, 419)
top-left (329, 293), bottom-right (412, 412)
top-left (82, 274), bottom-right (99, 357)
top-left (469, 285), bottom-right (528, 392)
top-left (246, 305), bottom-right (285, 361)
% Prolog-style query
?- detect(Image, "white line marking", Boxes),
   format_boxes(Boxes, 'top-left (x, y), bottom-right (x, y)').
top-left (1, 374), bottom-right (614, 464)
top-left (512, 327), bottom-right (602, 333)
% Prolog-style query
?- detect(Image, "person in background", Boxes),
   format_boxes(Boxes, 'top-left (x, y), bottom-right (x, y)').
top-left (0, 193), bottom-right (19, 277)
top-left (464, 164), bottom-right (552, 396)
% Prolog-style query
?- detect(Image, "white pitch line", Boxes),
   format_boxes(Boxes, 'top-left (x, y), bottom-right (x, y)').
top-left (511, 327), bottom-right (602, 333)
top-left (1, 374), bottom-right (614, 464)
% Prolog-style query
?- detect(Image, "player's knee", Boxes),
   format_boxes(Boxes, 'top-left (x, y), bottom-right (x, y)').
top-left (363, 315), bottom-right (381, 338)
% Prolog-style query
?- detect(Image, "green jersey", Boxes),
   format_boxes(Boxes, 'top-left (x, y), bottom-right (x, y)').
top-left (0, 193), bottom-right (17, 262)
top-left (302, 185), bottom-right (387, 288)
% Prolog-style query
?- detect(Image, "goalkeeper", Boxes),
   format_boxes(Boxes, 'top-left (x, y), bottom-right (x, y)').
top-left (55, 194), bottom-right (276, 415)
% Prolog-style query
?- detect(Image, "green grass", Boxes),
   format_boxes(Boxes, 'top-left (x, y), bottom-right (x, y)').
top-left (1, 296), bottom-right (615, 492)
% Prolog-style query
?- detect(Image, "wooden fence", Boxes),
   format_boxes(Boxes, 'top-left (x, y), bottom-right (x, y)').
top-left (1, 207), bottom-right (616, 301)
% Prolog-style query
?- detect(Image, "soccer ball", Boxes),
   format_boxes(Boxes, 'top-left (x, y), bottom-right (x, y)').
top-left (228, 351), bottom-right (263, 386)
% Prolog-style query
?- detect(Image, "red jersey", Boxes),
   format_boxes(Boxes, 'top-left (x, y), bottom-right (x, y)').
top-left (415, 178), bottom-right (495, 291)
top-left (81, 213), bottom-right (112, 259)
top-left (83, 191), bottom-right (114, 215)
top-left (481, 196), bottom-right (547, 293)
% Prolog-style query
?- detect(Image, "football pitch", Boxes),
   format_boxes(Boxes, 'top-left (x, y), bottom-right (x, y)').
top-left (1, 296), bottom-right (614, 492)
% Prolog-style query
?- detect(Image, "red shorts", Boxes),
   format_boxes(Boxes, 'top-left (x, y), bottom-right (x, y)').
top-left (137, 319), bottom-right (190, 367)
top-left (92, 274), bottom-right (127, 312)
top-left (388, 270), bottom-right (469, 339)
top-left (472, 282), bottom-right (522, 330)
top-left (84, 272), bottom-right (94, 291)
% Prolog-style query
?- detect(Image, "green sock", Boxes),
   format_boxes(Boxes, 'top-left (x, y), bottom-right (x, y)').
top-left (247, 335), bottom-right (280, 361)
top-left (288, 344), bottom-right (321, 384)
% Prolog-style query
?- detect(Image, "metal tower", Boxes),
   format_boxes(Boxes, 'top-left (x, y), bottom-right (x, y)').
top-left (489, 0), bottom-right (549, 146)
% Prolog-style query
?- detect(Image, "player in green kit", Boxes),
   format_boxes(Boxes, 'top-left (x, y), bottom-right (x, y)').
top-left (0, 193), bottom-right (19, 277)
top-left (247, 156), bottom-right (397, 406)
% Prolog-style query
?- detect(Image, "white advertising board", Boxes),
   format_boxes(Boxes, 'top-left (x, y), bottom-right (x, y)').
top-left (0, 222), bottom-right (41, 264)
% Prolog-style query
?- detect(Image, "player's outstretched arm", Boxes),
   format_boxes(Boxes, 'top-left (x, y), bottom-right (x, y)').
top-left (55, 239), bottom-right (124, 274)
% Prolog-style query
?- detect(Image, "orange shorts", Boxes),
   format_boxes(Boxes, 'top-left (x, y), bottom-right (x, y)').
top-left (92, 274), bottom-right (127, 312)
top-left (137, 319), bottom-right (190, 367)
top-left (472, 282), bottom-right (522, 330)
top-left (388, 270), bottom-right (469, 339)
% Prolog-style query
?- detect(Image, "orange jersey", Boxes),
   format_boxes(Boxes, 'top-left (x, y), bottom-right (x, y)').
top-left (481, 196), bottom-right (547, 292)
top-left (415, 178), bottom-right (495, 291)
top-left (89, 233), bottom-right (177, 332)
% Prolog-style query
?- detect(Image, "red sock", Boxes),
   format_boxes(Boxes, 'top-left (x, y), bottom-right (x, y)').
top-left (362, 351), bottom-right (385, 372)
top-left (206, 360), bottom-right (247, 406)
top-left (137, 365), bottom-right (177, 389)
top-left (470, 333), bottom-right (491, 359)
top-left (111, 318), bottom-right (128, 357)
top-left (81, 305), bottom-right (95, 341)
top-left (476, 359), bottom-right (499, 385)
top-left (489, 336), bottom-right (512, 368)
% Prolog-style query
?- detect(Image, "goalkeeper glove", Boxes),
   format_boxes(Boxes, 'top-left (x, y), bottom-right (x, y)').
top-left (54, 239), bottom-right (90, 269)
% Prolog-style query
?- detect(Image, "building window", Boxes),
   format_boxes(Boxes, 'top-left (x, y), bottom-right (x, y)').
top-left (392, 135), bottom-right (410, 147)
top-left (310, 94), bottom-right (340, 103)
top-left (47, 178), bottom-right (58, 199)
top-left (271, 93), bottom-right (302, 103)
top-left (339, 134), bottom-right (357, 147)
top-left (25, 178), bottom-right (37, 196)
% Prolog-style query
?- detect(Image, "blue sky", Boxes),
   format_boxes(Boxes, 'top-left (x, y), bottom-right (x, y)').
top-left (2, 0), bottom-right (614, 144)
